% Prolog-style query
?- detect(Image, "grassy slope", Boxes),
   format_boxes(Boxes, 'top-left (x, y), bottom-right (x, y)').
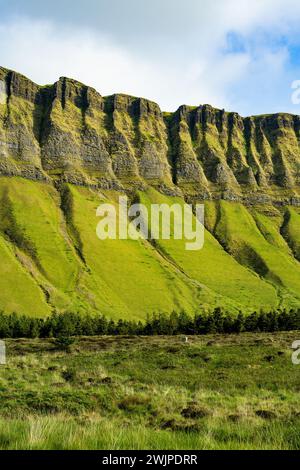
top-left (0, 235), bottom-right (50, 316)
top-left (214, 201), bottom-right (300, 308)
top-left (69, 185), bottom-right (200, 320)
top-left (140, 188), bottom-right (278, 312)
top-left (0, 177), bottom-right (299, 317)
top-left (0, 333), bottom-right (299, 450)
top-left (0, 177), bottom-right (85, 312)
top-left (0, 178), bottom-right (80, 291)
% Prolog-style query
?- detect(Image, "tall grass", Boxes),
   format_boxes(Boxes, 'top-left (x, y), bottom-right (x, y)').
top-left (0, 332), bottom-right (299, 450)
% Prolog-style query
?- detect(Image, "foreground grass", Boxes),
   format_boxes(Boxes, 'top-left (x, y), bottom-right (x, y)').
top-left (0, 332), bottom-right (299, 450)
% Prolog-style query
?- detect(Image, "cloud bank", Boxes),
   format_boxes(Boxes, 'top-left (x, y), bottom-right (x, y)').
top-left (0, 0), bottom-right (300, 115)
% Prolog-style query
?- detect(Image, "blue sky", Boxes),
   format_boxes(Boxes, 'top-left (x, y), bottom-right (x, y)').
top-left (0, 0), bottom-right (300, 115)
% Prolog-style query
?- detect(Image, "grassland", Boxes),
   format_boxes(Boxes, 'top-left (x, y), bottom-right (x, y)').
top-left (69, 185), bottom-right (200, 319)
top-left (0, 332), bottom-right (299, 450)
top-left (140, 189), bottom-right (280, 311)
top-left (0, 177), bottom-right (300, 318)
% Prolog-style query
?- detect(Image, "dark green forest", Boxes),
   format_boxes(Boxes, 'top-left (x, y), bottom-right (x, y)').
top-left (0, 308), bottom-right (299, 339)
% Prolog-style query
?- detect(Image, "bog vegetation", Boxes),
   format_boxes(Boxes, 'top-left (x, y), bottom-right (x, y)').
top-left (0, 332), bottom-right (299, 450)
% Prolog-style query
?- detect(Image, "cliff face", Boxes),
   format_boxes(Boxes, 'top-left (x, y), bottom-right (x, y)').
top-left (0, 67), bottom-right (173, 191)
top-left (169, 105), bottom-right (300, 204)
top-left (1, 66), bottom-right (300, 205)
top-left (1, 67), bottom-right (300, 319)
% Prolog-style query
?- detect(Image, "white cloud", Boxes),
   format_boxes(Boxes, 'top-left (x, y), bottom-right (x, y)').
top-left (0, 0), bottom-right (300, 115)
top-left (204, 0), bottom-right (300, 37)
top-left (0, 17), bottom-right (251, 111)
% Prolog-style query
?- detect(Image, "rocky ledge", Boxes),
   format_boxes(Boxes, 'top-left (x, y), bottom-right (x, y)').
top-left (0, 66), bottom-right (300, 205)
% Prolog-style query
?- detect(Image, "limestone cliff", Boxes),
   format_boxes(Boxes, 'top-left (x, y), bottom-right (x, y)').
top-left (1, 68), bottom-right (300, 318)
top-left (1, 66), bottom-right (300, 206)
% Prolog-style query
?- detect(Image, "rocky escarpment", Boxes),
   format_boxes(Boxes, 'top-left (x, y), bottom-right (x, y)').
top-left (1, 67), bottom-right (300, 318)
top-left (0, 66), bottom-right (300, 205)
top-left (167, 105), bottom-right (300, 205)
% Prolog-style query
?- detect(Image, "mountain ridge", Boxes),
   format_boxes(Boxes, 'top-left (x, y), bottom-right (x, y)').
top-left (1, 66), bottom-right (300, 206)
top-left (0, 66), bottom-right (300, 319)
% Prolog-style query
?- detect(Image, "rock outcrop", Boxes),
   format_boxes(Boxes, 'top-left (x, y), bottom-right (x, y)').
top-left (1, 66), bottom-right (300, 205)
top-left (1, 67), bottom-right (300, 318)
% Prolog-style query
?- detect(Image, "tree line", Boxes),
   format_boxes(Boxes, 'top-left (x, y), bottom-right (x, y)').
top-left (0, 308), bottom-right (299, 338)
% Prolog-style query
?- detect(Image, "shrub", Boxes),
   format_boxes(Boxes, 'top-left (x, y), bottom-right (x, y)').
top-left (54, 335), bottom-right (75, 352)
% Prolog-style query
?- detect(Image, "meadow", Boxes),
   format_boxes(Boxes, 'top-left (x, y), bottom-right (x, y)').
top-left (0, 332), bottom-right (299, 450)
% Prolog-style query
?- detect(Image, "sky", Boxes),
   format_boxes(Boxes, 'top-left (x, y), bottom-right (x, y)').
top-left (0, 0), bottom-right (300, 116)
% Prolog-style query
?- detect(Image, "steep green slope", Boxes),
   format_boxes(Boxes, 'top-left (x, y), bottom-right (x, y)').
top-left (0, 177), bottom-right (299, 317)
top-left (139, 189), bottom-right (279, 312)
top-left (213, 201), bottom-right (300, 307)
top-left (69, 185), bottom-right (204, 319)
top-left (0, 235), bottom-right (50, 316)
top-left (0, 178), bottom-right (80, 290)
top-left (0, 177), bottom-right (85, 311)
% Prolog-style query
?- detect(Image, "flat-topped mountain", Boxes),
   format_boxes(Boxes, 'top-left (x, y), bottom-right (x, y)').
top-left (0, 67), bottom-right (300, 319)
top-left (1, 66), bottom-right (300, 205)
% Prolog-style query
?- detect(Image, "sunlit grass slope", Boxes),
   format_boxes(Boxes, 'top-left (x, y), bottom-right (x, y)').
top-left (69, 185), bottom-right (202, 320)
top-left (0, 177), bottom-right (299, 318)
top-left (214, 201), bottom-right (300, 307)
top-left (0, 178), bottom-right (80, 290)
top-left (0, 177), bottom-right (84, 312)
top-left (0, 235), bottom-right (50, 316)
top-left (139, 189), bottom-right (279, 313)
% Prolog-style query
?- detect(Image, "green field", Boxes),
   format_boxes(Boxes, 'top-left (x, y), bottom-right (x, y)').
top-left (0, 332), bottom-right (299, 450)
